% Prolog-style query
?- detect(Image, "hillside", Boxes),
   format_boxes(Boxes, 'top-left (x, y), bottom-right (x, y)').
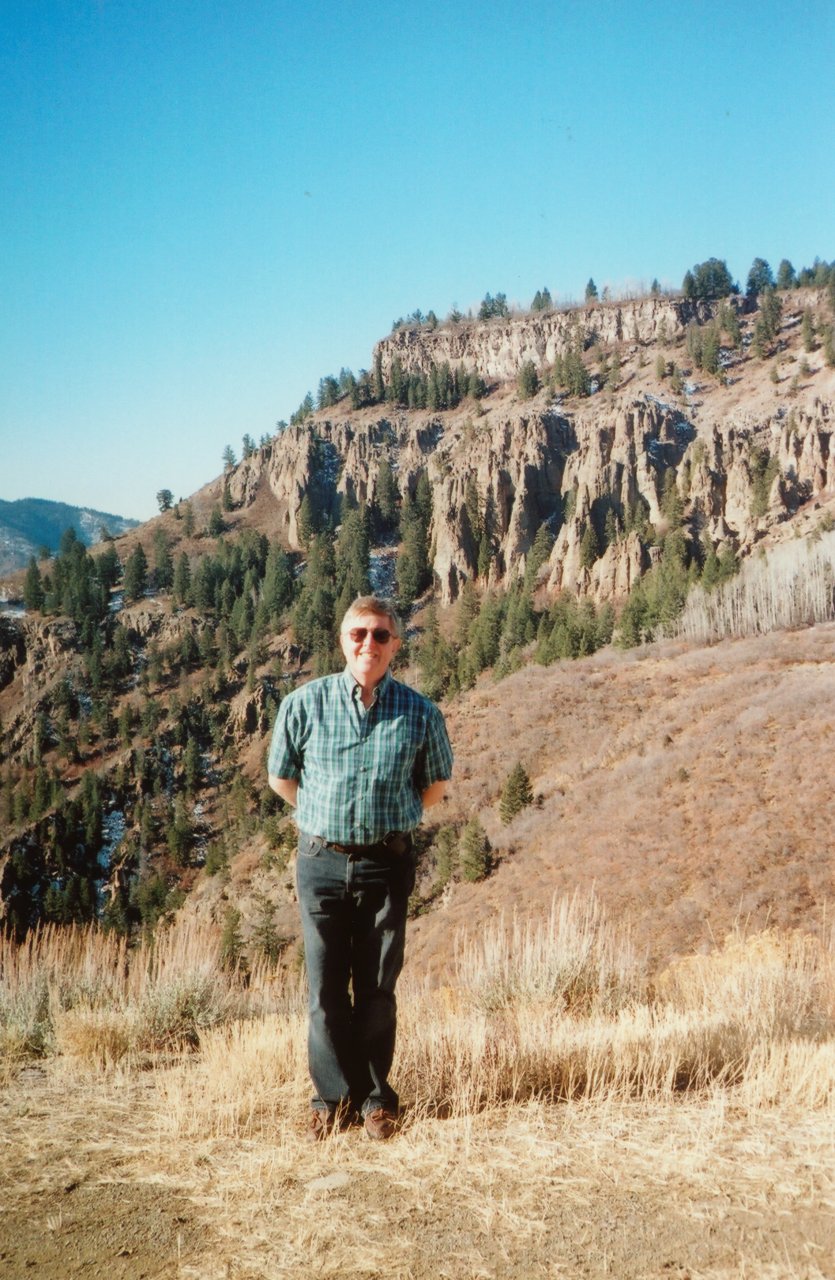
top-left (1, 275), bottom-right (834, 965)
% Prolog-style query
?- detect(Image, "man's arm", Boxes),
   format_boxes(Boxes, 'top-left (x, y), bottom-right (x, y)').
top-left (421, 779), bottom-right (448, 809)
top-left (269, 775), bottom-right (299, 807)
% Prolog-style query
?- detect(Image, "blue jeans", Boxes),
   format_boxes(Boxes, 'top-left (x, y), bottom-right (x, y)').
top-left (296, 831), bottom-right (416, 1116)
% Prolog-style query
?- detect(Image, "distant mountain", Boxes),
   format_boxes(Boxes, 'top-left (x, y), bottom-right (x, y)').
top-left (0, 497), bottom-right (139, 578)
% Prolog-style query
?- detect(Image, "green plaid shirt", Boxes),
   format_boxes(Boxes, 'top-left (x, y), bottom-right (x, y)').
top-left (268, 667), bottom-right (453, 844)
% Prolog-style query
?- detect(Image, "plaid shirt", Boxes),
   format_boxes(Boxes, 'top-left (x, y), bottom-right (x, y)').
top-left (267, 667), bottom-right (454, 844)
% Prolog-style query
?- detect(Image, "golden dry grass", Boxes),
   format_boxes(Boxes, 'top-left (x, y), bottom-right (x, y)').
top-left (2, 900), bottom-right (834, 1277)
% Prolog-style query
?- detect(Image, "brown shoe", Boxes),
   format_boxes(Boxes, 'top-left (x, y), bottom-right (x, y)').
top-left (364, 1107), bottom-right (398, 1141)
top-left (306, 1109), bottom-right (335, 1142)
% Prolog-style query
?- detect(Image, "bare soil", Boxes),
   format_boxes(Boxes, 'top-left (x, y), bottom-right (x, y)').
top-left (2, 1062), bottom-right (832, 1279)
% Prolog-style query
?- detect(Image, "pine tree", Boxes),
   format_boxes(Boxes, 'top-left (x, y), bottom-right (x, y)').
top-left (499, 762), bottom-right (533, 824)
top-left (123, 544), bottom-right (148, 602)
top-left (458, 818), bottom-right (491, 882)
top-left (524, 522), bottom-right (555, 591)
top-left (746, 257), bottom-right (774, 299)
top-left (296, 493), bottom-right (317, 548)
top-left (251, 892), bottom-right (285, 963)
top-left (23, 557), bottom-right (45, 611)
top-left (517, 360), bottom-right (539, 399)
top-left (432, 825), bottom-right (458, 889)
top-left (220, 906), bottom-right (245, 971)
top-left (153, 529), bottom-right (173, 591)
top-left (579, 522), bottom-right (600, 569)
top-left (374, 456), bottom-right (399, 532)
top-left (172, 552), bottom-right (191, 605)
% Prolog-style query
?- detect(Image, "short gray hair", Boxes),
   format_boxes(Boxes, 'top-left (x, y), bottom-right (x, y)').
top-left (341, 595), bottom-right (402, 638)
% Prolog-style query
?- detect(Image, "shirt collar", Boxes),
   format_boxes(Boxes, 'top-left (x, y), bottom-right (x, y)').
top-left (341, 665), bottom-right (393, 704)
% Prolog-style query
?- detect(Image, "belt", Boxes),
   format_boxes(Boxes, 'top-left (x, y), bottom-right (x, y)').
top-left (318, 832), bottom-right (411, 857)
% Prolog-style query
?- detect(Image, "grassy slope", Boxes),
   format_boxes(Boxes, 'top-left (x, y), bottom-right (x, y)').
top-left (407, 621), bottom-right (835, 976)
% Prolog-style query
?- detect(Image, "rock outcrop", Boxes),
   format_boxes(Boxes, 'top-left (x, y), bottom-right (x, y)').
top-left (374, 296), bottom-right (741, 383)
top-left (219, 390), bottom-right (833, 606)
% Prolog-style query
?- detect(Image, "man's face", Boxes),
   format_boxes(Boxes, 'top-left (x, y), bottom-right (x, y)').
top-left (340, 611), bottom-right (401, 688)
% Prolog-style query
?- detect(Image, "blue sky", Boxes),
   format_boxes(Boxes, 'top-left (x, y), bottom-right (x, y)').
top-left (1, 0), bottom-right (833, 522)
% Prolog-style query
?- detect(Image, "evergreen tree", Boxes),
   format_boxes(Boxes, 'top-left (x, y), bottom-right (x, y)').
top-left (261, 543), bottom-right (293, 619)
top-left (458, 818), bottom-right (491, 882)
top-left (746, 257), bottom-right (775, 298)
top-left (220, 906), bottom-right (245, 970)
top-left (432, 825), bottom-right (458, 889)
top-left (579, 521), bottom-right (600, 569)
top-left (152, 529), bottom-right (173, 591)
top-left (517, 360), bottom-right (539, 399)
top-left (182, 737), bottom-right (203, 795)
top-left (397, 479), bottom-right (432, 607)
top-left (296, 493), bottom-right (317, 548)
top-left (23, 557), bottom-right (45, 611)
top-left (172, 552), bottom-right (191, 605)
top-left (776, 259), bottom-right (796, 290)
top-left (416, 605), bottom-right (456, 700)
top-left (96, 542), bottom-right (121, 594)
top-left (524, 522), bottom-right (555, 591)
top-left (374, 456), bottom-right (400, 533)
top-left (701, 323), bottom-right (721, 376)
top-left (251, 892), bottom-right (285, 963)
top-left (499, 762), bottom-right (533, 824)
top-left (166, 797), bottom-right (193, 866)
top-left (123, 544), bottom-right (148, 602)
top-left (687, 258), bottom-right (735, 301)
top-left (335, 505), bottom-right (371, 601)
top-left (585, 278), bottom-right (598, 302)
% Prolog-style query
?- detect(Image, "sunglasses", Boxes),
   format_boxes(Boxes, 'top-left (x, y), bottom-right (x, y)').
top-left (346, 627), bottom-right (394, 645)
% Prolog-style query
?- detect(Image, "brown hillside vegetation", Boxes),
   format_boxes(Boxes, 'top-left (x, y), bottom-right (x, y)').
top-left (410, 621), bottom-right (835, 977)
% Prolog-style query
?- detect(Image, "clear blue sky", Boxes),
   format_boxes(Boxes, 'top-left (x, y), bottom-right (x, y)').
top-left (1, 0), bottom-right (832, 522)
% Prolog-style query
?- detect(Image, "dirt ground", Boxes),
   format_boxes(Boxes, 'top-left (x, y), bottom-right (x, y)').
top-left (2, 1061), bottom-right (833, 1280)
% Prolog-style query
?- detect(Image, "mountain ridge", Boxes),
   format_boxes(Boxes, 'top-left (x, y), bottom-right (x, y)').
top-left (0, 496), bottom-right (139, 579)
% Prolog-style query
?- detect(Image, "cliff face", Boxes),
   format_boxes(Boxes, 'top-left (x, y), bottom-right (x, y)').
top-left (374, 296), bottom-right (734, 382)
top-left (221, 289), bottom-right (834, 605)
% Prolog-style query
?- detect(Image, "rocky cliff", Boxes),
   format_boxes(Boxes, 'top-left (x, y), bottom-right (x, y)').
top-left (220, 290), bottom-right (834, 605)
top-left (374, 295), bottom-right (733, 383)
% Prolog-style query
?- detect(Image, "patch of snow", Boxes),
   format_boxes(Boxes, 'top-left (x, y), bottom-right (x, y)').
top-left (645, 394), bottom-right (675, 413)
top-left (369, 548), bottom-right (398, 598)
top-left (98, 809), bottom-right (126, 873)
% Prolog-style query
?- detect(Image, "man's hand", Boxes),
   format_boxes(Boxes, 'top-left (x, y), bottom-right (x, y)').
top-left (269, 775), bottom-right (299, 806)
top-left (420, 780), bottom-right (448, 809)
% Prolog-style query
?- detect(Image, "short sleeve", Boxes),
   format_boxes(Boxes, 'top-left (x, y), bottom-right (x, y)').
top-left (414, 702), bottom-right (453, 790)
top-left (267, 693), bottom-right (305, 780)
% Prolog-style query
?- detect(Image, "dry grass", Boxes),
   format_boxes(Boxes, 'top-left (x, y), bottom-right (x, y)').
top-left (0, 916), bottom-right (248, 1070)
top-left (2, 900), bottom-right (834, 1277)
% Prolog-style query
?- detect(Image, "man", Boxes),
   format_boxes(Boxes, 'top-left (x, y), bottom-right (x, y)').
top-left (268, 595), bottom-right (453, 1141)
